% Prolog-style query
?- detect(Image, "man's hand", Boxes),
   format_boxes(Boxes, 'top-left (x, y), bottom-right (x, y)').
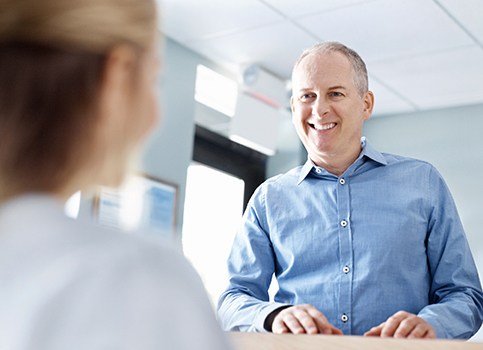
top-left (364, 311), bottom-right (436, 339)
top-left (272, 304), bottom-right (343, 335)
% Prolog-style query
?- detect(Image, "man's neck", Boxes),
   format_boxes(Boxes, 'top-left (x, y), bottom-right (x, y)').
top-left (312, 145), bottom-right (363, 177)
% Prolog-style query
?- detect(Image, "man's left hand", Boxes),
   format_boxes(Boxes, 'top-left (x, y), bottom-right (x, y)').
top-left (364, 311), bottom-right (436, 339)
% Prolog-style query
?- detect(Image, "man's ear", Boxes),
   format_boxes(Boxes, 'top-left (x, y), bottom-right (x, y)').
top-left (290, 96), bottom-right (298, 126)
top-left (290, 95), bottom-right (296, 115)
top-left (362, 90), bottom-right (374, 121)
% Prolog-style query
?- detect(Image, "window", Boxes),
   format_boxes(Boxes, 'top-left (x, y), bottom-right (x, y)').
top-left (183, 125), bottom-right (267, 307)
top-left (194, 64), bottom-right (238, 117)
top-left (182, 163), bottom-right (245, 307)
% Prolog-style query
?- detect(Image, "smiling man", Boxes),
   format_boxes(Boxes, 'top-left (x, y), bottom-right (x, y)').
top-left (217, 42), bottom-right (483, 339)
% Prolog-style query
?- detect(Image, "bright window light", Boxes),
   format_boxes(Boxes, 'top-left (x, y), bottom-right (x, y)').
top-left (195, 64), bottom-right (238, 117)
top-left (182, 163), bottom-right (244, 308)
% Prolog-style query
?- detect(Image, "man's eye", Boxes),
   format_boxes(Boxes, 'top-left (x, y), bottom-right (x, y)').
top-left (300, 94), bottom-right (315, 101)
top-left (329, 91), bottom-right (344, 98)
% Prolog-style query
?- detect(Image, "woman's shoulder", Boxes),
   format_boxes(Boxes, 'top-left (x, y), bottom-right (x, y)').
top-left (0, 195), bottom-right (230, 349)
top-left (65, 214), bottom-right (195, 285)
top-left (0, 194), bottom-right (195, 285)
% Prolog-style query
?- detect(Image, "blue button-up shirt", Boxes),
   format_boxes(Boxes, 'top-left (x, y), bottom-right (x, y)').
top-left (218, 140), bottom-right (483, 338)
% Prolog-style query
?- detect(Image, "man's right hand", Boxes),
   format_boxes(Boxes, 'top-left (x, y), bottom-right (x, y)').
top-left (271, 304), bottom-right (343, 335)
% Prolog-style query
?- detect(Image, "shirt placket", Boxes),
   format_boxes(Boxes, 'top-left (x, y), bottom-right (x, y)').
top-left (336, 174), bottom-right (353, 334)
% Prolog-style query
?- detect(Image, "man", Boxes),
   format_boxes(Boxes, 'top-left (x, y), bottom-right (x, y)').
top-left (218, 42), bottom-right (483, 339)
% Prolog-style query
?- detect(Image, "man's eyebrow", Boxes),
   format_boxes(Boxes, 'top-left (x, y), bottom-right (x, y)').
top-left (296, 86), bottom-right (347, 91)
top-left (328, 86), bottom-right (347, 90)
top-left (296, 88), bottom-right (313, 92)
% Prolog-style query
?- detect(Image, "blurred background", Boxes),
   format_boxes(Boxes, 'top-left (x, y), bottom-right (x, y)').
top-left (74, 0), bottom-right (483, 340)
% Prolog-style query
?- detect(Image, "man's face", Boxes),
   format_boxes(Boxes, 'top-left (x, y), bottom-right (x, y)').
top-left (291, 51), bottom-right (373, 166)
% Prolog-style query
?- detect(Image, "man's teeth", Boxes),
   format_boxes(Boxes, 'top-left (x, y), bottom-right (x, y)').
top-left (313, 122), bottom-right (336, 131)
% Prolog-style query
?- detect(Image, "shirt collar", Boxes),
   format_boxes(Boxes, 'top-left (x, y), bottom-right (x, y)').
top-left (361, 137), bottom-right (387, 166)
top-left (297, 137), bottom-right (387, 185)
top-left (297, 160), bottom-right (315, 185)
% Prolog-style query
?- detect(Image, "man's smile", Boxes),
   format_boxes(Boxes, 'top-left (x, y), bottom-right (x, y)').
top-left (308, 122), bottom-right (337, 131)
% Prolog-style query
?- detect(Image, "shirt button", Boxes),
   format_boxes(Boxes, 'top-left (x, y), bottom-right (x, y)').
top-left (343, 266), bottom-right (350, 274)
top-left (315, 168), bottom-right (322, 174)
top-left (340, 220), bottom-right (348, 227)
top-left (341, 314), bottom-right (348, 323)
top-left (339, 178), bottom-right (346, 185)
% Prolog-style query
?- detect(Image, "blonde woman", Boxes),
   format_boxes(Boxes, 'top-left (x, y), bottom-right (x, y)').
top-left (0, 0), bottom-right (230, 349)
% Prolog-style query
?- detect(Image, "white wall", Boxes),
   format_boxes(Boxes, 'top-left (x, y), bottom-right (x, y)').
top-left (364, 103), bottom-right (483, 340)
top-left (267, 111), bottom-right (304, 178)
top-left (141, 38), bottom-right (200, 237)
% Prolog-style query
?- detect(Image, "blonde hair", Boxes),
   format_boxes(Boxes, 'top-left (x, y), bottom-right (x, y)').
top-left (0, 0), bottom-right (157, 200)
top-left (0, 0), bottom-right (157, 52)
top-left (292, 41), bottom-right (368, 96)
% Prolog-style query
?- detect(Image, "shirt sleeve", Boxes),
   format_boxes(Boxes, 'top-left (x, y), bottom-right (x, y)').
top-left (217, 185), bottom-right (290, 332)
top-left (418, 165), bottom-right (483, 339)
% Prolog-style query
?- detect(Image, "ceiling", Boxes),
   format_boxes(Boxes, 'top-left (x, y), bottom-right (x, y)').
top-left (160, 0), bottom-right (483, 117)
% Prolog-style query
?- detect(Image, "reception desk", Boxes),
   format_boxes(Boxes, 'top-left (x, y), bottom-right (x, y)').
top-left (229, 333), bottom-right (483, 350)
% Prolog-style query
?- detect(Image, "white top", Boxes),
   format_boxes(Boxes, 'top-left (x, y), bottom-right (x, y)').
top-left (0, 195), bottom-right (231, 350)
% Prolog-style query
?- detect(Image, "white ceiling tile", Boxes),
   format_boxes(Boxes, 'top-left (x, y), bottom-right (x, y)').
top-left (261, 0), bottom-right (373, 19)
top-left (368, 78), bottom-right (416, 116)
top-left (438, 0), bottom-right (483, 44)
top-left (296, 0), bottom-right (474, 62)
top-left (369, 46), bottom-right (483, 110)
top-left (160, 0), bottom-right (284, 43)
top-left (188, 22), bottom-right (317, 79)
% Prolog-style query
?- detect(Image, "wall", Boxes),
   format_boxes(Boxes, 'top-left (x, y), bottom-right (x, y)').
top-left (266, 110), bottom-right (304, 178)
top-left (363, 103), bottom-right (483, 340)
top-left (141, 38), bottom-right (200, 238)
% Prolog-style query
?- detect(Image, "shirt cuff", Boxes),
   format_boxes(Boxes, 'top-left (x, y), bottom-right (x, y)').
top-left (254, 302), bottom-right (292, 332)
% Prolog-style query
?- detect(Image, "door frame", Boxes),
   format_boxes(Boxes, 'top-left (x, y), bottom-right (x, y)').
top-left (192, 125), bottom-right (267, 211)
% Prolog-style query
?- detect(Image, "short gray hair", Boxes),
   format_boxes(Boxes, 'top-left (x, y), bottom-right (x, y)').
top-left (292, 42), bottom-right (368, 96)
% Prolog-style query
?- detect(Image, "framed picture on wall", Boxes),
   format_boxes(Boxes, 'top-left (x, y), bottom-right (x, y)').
top-left (94, 173), bottom-right (177, 236)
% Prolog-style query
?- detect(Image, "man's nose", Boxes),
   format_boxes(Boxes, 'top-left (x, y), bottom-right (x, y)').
top-left (312, 97), bottom-right (330, 118)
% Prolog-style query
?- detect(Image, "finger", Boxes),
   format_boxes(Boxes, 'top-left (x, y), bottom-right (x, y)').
top-left (272, 318), bottom-right (290, 334)
top-left (364, 323), bottom-right (384, 337)
top-left (381, 312), bottom-right (409, 337)
top-left (394, 317), bottom-right (418, 338)
top-left (304, 305), bottom-right (342, 335)
top-left (407, 324), bottom-right (429, 339)
top-left (329, 325), bottom-right (344, 335)
top-left (305, 307), bottom-right (331, 334)
top-left (283, 313), bottom-right (306, 334)
top-left (424, 327), bottom-right (436, 339)
top-left (381, 321), bottom-right (400, 337)
top-left (292, 309), bottom-right (319, 334)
